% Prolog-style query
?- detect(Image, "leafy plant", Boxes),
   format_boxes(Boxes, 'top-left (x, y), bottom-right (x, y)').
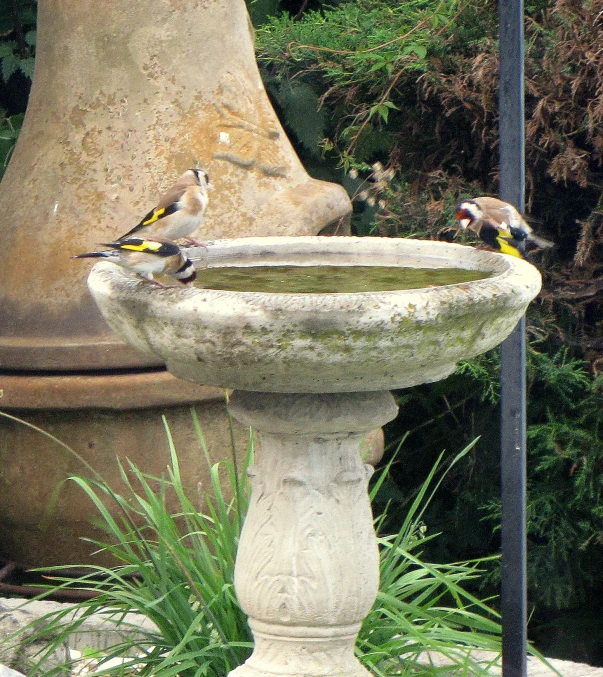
top-left (12, 410), bottom-right (253, 677)
top-left (0, 0), bottom-right (37, 179)
top-left (361, 442), bottom-right (504, 677)
top-left (0, 110), bottom-right (23, 171)
top-left (255, 0), bottom-right (462, 171)
top-left (6, 413), bottom-right (509, 677)
top-left (481, 348), bottom-right (603, 610)
top-left (384, 346), bottom-right (603, 617)
top-left (0, 0), bottom-right (36, 82)
top-left (0, 28), bottom-right (35, 81)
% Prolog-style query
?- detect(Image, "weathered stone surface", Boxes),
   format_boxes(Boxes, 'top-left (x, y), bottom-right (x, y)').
top-left (417, 650), bottom-right (603, 677)
top-left (0, 0), bottom-right (351, 572)
top-left (85, 234), bottom-right (542, 677)
top-left (0, 665), bottom-right (26, 677)
top-left (228, 392), bottom-right (398, 677)
top-left (0, 394), bottom-right (251, 568)
top-left (88, 236), bottom-right (542, 393)
top-left (0, 600), bottom-right (68, 676)
top-left (0, 598), bottom-right (158, 676)
top-left (0, 598), bottom-right (157, 653)
top-left (3, 599), bottom-right (603, 677)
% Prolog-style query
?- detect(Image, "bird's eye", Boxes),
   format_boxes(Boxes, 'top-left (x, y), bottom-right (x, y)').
top-left (203, 172), bottom-right (210, 184)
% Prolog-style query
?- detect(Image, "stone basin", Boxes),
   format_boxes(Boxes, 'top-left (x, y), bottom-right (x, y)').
top-left (87, 236), bottom-right (542, 393)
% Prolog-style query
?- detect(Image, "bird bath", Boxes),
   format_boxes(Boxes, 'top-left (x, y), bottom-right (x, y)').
top-left (88, 236), bottom-right (541, 677)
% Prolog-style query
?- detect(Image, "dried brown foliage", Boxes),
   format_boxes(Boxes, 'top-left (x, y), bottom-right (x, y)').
top-left (385, 1), bottom-right (603, 363)
top-left (527, 1), bottom-right (603, 184)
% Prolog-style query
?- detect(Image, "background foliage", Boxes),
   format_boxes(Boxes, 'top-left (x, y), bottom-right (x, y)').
top-left (0, 0), bottom-right (35, 175)
top-left (1, 0), bottom-right (602, 664)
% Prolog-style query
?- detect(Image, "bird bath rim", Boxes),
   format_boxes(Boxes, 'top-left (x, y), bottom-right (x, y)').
top-left (89, 235), bottom-right (532, 299)
top-left (87, 236), bottom-right (542, 393)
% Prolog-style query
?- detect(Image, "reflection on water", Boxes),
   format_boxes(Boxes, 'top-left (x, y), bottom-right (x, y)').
top-left (193, 265), bottom-right (490, 294)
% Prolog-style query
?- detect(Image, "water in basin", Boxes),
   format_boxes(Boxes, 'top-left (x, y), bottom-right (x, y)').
top-left (192, 265), bottom-right (490, 294)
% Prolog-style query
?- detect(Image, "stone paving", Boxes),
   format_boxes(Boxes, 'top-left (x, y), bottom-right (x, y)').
top-left (1, 597), bottom-right (602, 677)
top-left (527, 657), bottom-right (603, 677)
top-left (418, 650), bottom-right (603, 677)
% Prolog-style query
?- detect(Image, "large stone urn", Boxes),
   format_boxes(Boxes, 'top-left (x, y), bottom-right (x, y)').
top-left (87, 236), bottom-right (541, 677)
top-left (0, 0), bottom-right (351, 566)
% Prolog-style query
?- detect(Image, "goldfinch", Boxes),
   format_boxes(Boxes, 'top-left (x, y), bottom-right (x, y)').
top-left (73, 237), bottom-right (197, 286)
top-left (117, 169), bottom-right (212, 243)
top-left (454, 196), bottom-right (553, 258)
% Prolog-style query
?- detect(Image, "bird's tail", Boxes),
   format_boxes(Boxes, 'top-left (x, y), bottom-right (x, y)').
top-left (529, 234), bottom-right (554, 249)
top-left (72, 251), bottom-right (113, 259)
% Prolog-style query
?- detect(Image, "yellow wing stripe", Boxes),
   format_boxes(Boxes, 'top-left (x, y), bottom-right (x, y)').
top-left (496, 237), bottom-right (523, 258)
top-left (142, 207), bottom-right (166, 226)
top-left (120, 240), bottom-right (163, 253)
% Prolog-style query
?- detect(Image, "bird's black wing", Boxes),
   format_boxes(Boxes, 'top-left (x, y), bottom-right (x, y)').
top-left (117, 202), bottom-right (179, 240)
top-left (478, 223), bottom-right (501, 249)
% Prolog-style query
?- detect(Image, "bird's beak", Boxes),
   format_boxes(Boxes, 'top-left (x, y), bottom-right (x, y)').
top-left (206, 182), bottom-right (214, 191)
top-left (454, 206), bottom-right (473, 230)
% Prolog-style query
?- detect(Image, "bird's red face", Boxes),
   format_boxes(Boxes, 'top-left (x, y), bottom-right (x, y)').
top-left (454, 202), bottom-right (479, 230)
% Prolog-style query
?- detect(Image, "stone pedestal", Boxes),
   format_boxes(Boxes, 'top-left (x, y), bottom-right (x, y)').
top-left (227, 391), bottom-right (399, 677)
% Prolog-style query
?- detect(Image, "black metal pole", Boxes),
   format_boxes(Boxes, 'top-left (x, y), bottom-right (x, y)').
top-left (498, 0), bottom-right (528, 676)
top-left (500, 320), bottom-right (527, 677)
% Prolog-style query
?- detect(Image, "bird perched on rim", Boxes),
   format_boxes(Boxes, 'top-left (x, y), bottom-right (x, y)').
top-left (73, 237), bottom-right (197, 286)
top-left (454, 196), bottom-right (553, 259)
top-left (116, 168), bottom-right (212, 244)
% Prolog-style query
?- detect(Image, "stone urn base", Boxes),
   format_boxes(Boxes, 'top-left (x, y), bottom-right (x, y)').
top-left (0, 371), bottom-right (249, 568)
top-left (228, 391), bottom-right (398, 677)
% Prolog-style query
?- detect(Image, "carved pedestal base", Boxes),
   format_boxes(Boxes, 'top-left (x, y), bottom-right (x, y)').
top-left (227, 391), bottom-right (399, 677)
